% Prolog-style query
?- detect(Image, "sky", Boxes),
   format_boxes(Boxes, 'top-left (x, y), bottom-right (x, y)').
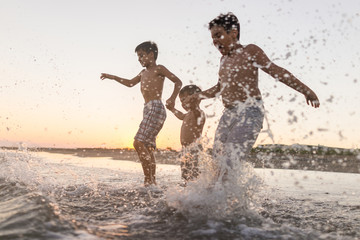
top-left (0, 0), bottom-right (359, 150)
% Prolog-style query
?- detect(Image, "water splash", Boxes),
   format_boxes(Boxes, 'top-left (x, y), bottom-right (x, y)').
top-left (166, 142), bottom-right (263, 220)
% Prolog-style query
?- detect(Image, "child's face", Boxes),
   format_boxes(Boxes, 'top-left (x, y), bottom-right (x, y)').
top-left (180, 93), bottom-right (199, 111)
top-left (210, 26), bottom-right (237, 55)
top-left (136, 49), bottom-right (153, 67)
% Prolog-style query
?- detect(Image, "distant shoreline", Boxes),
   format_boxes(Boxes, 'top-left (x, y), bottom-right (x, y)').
top-left (2, 144), bottom-right (359, 174)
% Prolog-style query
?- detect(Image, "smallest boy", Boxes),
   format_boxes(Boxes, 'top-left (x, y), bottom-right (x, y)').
top-left (167, 85), bottom-right (206, 182)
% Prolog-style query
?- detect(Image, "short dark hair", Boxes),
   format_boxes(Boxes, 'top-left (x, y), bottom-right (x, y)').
top-left (179, 85), bottom-right (201, 97)
top-left (135, 41), bottom-right (158, 60)
top-left (209, 12), bottom-right (240, 40)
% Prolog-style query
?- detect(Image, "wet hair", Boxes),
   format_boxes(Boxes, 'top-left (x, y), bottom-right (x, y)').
top-left (179, 85), bottom-right (202, 97)
top-left (208, 12), bottom-right (240, 40)
top-left (135, 41), bottom-right (158, 60)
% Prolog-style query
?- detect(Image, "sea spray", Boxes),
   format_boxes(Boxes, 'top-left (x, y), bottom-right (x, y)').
top-left (0, 149), bottom-right (104, 201)
top-left (166, 143), bottom-right (263, 220)
top-left (0, 149), bottom-right (42, 187)
top-left (1, 150), bottom-right (67, 193)
top-left (0, 149), bottom-right (92, 239)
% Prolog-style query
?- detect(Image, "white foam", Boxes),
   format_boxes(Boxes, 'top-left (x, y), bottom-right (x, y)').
top-left (166, 146), bottom-right (263, 219)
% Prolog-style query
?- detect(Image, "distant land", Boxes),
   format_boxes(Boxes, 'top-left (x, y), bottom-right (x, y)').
top-left (1, 144), bottom-right (359, 174)
top-left (250, 144), bottom-right (360, 174)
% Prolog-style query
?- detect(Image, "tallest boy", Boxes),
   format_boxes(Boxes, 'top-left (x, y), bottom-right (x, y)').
top-left (187, 13), bottom-right (320, 179)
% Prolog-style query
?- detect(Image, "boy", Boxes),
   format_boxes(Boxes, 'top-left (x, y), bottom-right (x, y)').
top-left (167, 85), bottom-right (206, 182)
top-left (186, 13), bottom-right (320, 180)
top-left (101, 41), bottom-right (182, 186)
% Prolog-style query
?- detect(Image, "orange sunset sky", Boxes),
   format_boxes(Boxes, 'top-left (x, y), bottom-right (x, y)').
top-left (1, 0), bottom-right (360, 150)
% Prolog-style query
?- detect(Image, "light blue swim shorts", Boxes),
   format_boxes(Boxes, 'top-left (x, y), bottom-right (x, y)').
top-left (213, 99), bottom-right (264, 167)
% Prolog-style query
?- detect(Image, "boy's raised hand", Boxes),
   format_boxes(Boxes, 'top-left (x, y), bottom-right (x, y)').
top-left (305, 90), bottom-right (320, 108)
top-left (165, 103), bottom-right (175, 111)
top-left (166, 98), bottom-right (175, 110)
top-left (100, 73), bottom-right (106, 80)
top-left (100, 73), bottom-right (112, 80)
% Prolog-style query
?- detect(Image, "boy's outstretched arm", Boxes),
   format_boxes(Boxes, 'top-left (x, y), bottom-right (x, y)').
top-left (251, 44), bottom-right (320, 108)
top-left (158, 65), bottom-right (182, 109)
top-left (100, 73), bottom-right (141, 87)
top-left (265, 64), bottom-right (320, 108)
top-left (198, 81), bottom-right (221, 99)
top-left (167, 106), bottom-right (186, 120)
top-left (184, 81), bottom-right (221, 105)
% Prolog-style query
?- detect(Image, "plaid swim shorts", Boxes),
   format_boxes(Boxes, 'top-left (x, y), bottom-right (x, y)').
top-left (134, 100), bottom-right (166, 149)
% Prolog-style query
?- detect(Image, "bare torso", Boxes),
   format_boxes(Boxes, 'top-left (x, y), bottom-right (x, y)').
top-left (140, 65), bottom-right (165, 103)
top-left (219, 45), bottom-right (262, 107)
top-left (180, 110), bottom-right (205, 146)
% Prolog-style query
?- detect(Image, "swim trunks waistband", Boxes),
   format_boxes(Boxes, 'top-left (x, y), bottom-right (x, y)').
top-left (145, 99), bottom-right (162, 106)
top-left (225, 98), bottom-right (262, 110)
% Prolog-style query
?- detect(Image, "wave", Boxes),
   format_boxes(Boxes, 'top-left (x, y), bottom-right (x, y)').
top-left (0, 178), bottom-right (92, 239)
top-left (0, 150), bottom-right (97, 239)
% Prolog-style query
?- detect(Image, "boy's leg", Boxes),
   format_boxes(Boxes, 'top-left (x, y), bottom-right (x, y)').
top-left (181, 159), bottom-right (199, 181)
top-left (189, 158), bottom-right (199, 180)
top-left (212, 111), bottom-right (230, 171)
top-left (134, 100), bottom-right (166, 186)
top-left (180, 160), bottom-right (190, 181)
top-left (148, 147), bottom-right (156, 184)
top-left (134, 140), bottom-right (156, 185)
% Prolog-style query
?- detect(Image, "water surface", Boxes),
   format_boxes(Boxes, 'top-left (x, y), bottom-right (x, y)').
top-left (0, 150), bottom-right (359, 239)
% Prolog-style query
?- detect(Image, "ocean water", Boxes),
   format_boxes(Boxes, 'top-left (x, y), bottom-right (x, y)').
top-left (0, 149), bottom-right (359, 240)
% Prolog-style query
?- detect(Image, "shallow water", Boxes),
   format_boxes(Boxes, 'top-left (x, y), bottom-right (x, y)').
top-left (0, 149), bottom-right (359, 239)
